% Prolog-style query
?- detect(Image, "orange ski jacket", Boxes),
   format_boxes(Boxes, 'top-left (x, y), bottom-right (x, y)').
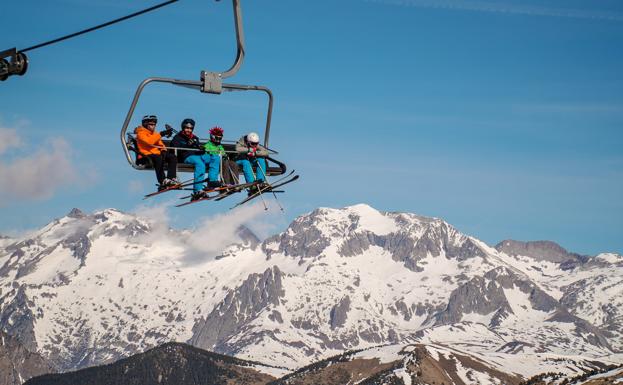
top-left (135, 126), bottom-right (165, 156)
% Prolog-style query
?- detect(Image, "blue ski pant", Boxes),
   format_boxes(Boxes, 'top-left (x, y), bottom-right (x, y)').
top-left (236, 157), bottom-right (267, 183)
top-left (184, 154), bottom-right (221, 192)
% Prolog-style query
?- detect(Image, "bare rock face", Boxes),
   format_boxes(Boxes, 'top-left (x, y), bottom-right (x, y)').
top-left (190, 266), bottom-right (284, 354)
top-left (329, 296), bottom-right (351, 329)
top-left (0, 330), bottom-right (53, 385)
top-left (495, 240), bottom-right (588, 267)
top-left (263, 210), bottom-right (331, 260)
top-left (0, 286), bottom-right (38, 352)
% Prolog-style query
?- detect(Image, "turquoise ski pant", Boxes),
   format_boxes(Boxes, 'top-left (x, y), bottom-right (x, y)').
top-left (236, 157), bottom-right (267, 183)
top-left (184, 154), bottom-right (221, 191)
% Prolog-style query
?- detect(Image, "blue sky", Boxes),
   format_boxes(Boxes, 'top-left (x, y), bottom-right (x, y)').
top-left (1, 0), bottom-right (622, 255)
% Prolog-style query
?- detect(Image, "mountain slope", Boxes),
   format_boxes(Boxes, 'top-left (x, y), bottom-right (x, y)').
top-left (24, 342), bottom-right (279, 385)
top-left (1, 204), bottom-right (621, 379)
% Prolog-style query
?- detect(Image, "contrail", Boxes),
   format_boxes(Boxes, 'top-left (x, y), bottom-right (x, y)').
top-left (366, 0), bottom-right (623, 22)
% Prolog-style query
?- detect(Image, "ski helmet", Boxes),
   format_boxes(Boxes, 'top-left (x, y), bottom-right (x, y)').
top-left (142, 115), bottom-right (157, 125)
top-left (181, 118), bottom-right (195, 130)
top-left (246, 132), bottom-right (260, 146)
top-left (210, 126), bottom-right (224, 144)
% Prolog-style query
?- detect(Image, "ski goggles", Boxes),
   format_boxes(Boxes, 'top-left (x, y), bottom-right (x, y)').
top-left (142, 115), bottom-right (158, 123)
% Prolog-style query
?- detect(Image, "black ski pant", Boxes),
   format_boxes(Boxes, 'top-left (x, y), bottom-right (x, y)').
top-left (147, 152), bottom-right (177, 184)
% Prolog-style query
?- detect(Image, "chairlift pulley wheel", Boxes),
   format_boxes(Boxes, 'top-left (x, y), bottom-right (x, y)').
top-left (15, 52), bottom-right (28, 76)
top-left (0, 58), bottom-right (8, 81)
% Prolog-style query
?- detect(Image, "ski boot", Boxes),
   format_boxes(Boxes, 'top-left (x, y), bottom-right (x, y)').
top-left (191, 190), bottom-right (207, 201)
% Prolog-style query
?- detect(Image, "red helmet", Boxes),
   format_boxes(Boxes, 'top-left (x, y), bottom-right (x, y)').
top-left (209, 126), bottom-right (224, 136)
top-left (210, 126), bottom-right (224, 144)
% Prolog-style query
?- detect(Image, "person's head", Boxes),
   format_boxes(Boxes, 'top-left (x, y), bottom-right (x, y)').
top-left (181, 118), bottom-right (195, 136)
top-left (210, 126), bottom-right (224, 145)
top-left (142, 115), bottom-right (158, 130)
top-left (246, 132), bottom-right (260, 147)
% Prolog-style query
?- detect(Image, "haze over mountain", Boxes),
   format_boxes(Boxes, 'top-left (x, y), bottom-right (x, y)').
top-left (1, 204), bottom-right (621, 384)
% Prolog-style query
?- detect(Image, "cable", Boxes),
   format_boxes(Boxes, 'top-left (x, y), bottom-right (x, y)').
top-left (21, 0), bottom-right (179, 53)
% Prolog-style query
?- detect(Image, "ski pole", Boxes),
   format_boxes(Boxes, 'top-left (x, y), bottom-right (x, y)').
top-left (250, 163), bottom-right (268, 210)
top-left (258, 161), bottom-right (283, 212)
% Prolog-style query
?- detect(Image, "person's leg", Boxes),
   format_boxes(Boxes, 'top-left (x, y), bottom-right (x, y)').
top-left (236, 159), bottom-right (255, 183)
top-left (148, 154), bottom-right (165, 184)
top-left (254, 158), bottom-right (267, 182)
top-left (207, 154), bottom-right (221, 183)
top-left (185, 155), bottom-right (206, 192)
top-left (165, 151), bottom-right (177, 180)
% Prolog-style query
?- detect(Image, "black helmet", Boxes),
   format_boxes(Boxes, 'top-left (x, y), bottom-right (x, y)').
top-left (181, 118), bottom-right (195, 130)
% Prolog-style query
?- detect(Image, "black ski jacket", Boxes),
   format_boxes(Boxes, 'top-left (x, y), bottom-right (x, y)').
top-left (170, 132), bottom-right (204, 162)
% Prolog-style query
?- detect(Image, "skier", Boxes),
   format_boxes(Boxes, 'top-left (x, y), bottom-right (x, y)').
top-left (203, 126), bottom-right (227, 190)
top-left (235, 132), bottom-right (269, 194)
top-left (169, 118), bottom-right (209, 200)
top-left (135, 115), bottom-right (177, 190)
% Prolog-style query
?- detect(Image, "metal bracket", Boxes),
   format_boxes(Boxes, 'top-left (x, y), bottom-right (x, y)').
top-left (200, 71), bottom-right (223, 94)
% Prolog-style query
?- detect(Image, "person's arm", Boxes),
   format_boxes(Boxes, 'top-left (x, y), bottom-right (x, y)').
top-left (255, 145), bottom-right (269, 157)
top-left (137, 129), bottom-right (161, 147)
top-left (235, 139), bottom-right (248, 154)
top-left (170, 134), bottom-right (182, 148)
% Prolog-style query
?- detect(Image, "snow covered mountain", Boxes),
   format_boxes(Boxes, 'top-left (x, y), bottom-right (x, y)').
top-left (0, 204), bottom-right (621, 380)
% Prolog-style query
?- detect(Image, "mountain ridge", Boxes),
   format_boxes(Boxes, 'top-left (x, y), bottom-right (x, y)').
top-left (1, 204), bottom-right (621, 383)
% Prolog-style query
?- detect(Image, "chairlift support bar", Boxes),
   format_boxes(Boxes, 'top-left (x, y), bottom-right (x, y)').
top-left (119, 77), bottom-right (274, 170)
top-left (120, 0), bottom-right (262, 170)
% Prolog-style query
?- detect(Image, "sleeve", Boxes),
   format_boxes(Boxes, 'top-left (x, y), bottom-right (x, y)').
top-left (137, 129), bottom-right (159, 146)
top-left (156, 134), bottom-right (165, 149)
top-left (256, 145), bottom-right (269, 157)
top-left (235, 138), bottom-right (248, 154)
top-left (170, 134), bottom-right (181, 148)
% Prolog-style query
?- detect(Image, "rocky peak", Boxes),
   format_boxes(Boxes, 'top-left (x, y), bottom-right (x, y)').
top-left (66, 208), bottom-right (86, 219)
top-left (262, 205), bottom-right (490, 274)
top-left (190, 266), bottom-right (285, 354)
top-left (495, 240), bottom-right (588, 267)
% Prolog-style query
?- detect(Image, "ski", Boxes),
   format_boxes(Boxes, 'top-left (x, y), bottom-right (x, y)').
top-left (214, 170), bottom-right (296, 202)
top-left (175, 181), bottom-right (261, 208)
top-left (143, 182), bottom-right (186, 199)
top-left (230, 174), bottom-right (299, 209)
top-left (178, 181), bottom-right (258, 200)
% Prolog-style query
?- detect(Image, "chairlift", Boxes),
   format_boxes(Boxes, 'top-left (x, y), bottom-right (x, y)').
top-left (120, 0), bottom-right (286, 177)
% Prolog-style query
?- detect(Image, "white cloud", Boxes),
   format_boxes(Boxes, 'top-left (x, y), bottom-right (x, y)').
top-left (0, 128), bottom-right (22, 155)
top-left (0, 137), bottom-right (79, 202)
top-left (131, 196), bottom-right (286, 264)
top-left (367, 0), bottom-right (623, 21)
top-left (184, 202), bottom-right (281, 262)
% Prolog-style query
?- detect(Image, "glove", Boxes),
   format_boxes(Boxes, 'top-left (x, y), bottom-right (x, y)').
top-left (160, 124), bottom-right (174, 138)
top-left (247, 147), bottom-right (257, 157)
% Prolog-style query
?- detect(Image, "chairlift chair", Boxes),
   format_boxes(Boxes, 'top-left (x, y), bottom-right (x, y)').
top-left (120, 0), bottom-right (286, 177)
